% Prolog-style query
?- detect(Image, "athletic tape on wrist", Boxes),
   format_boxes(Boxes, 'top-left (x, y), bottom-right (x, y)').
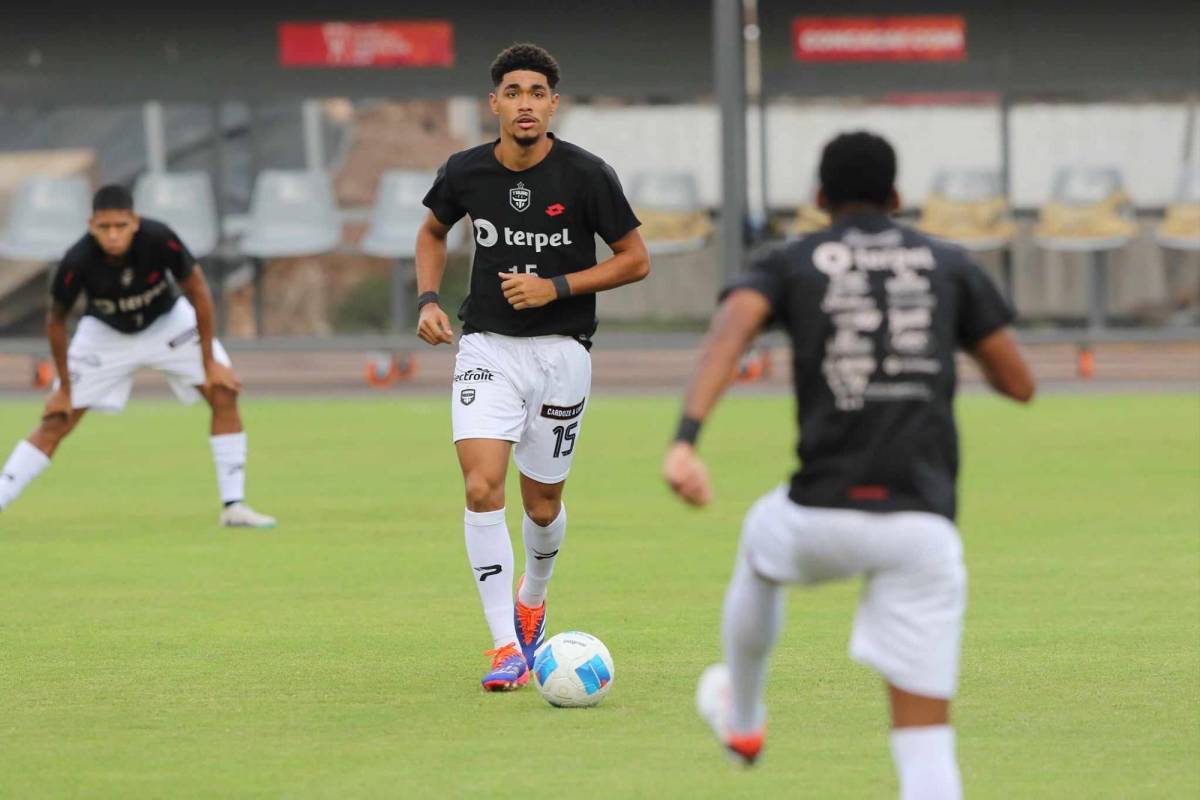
top-left (675, 415), bottom-right (702, 446)
top-left (552, 275), bottom-right (571, 299)
top-left (416, 291), bottom-right (439, 312)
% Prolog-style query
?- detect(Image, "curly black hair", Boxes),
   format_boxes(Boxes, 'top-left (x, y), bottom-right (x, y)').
top-left (819, 131), bottom-right (896, 209)
top-left (490, 43), bottom-right (560, 90)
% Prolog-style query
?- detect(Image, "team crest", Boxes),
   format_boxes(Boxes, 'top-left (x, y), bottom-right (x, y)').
top-left (460, 388), bottom-right (476, 406)
top-left (509, 182), bottom-right (531, 213)
top-left (120, 268), bottom-right (134, 287)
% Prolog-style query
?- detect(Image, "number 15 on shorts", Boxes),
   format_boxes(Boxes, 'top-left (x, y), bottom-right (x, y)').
top-left (552, 422), bottom-right (578, 458)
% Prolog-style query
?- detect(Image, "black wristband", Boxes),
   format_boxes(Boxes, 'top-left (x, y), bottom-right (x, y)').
top-left (416, 291), bottom-right (439, 312)
top-left (552, 275), bottom-right (571, 299)
top-left (674, 415), bottom-right (703, 446)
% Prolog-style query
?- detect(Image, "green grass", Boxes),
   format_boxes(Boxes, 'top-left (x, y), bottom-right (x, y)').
top-left (0, 393), bottom-right (1197, 798)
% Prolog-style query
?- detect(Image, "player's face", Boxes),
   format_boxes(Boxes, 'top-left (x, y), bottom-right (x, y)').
top-left (490, 71), bottom-right (558, 147)
top-left (89, 209), bottom-right (139, 258)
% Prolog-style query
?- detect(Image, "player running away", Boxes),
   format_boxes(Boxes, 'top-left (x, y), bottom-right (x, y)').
top-left (665, 132), bottom-right (1034, 797)
top-left (0, 185), bottom-right (275, 528)
top-left (415, 43), bottom-right (650, 691)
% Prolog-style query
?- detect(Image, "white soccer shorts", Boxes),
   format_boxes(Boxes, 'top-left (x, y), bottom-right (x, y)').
top-left (62, 298), bottom-right (232, 413)
top-left (451, 332), bottom-right (592, 484)
top-left (740, 486), bottom-right (967, 699)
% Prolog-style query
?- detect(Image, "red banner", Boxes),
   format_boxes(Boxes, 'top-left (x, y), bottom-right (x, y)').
top-left (792, 16), bottom-right (966, 62)
top-left (279, 21), bottom-right (454, 68)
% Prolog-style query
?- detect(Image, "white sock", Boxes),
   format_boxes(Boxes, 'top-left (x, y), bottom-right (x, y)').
top-left (890, 725), bottom-right (962, 800)
top-left (518, 504), bottom-right (566, 607)
top-left (721, 552), bottom-right (783, 735)
top-left (0, 440), bottom-right (51, 510)
top-left (209, 432), bottom-right (247, 506)
top-left (465, 508), bottom-right (518, 648)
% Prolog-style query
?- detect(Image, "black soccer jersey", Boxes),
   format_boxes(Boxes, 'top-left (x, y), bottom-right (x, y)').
top-left (724, 213), bottom-right (1014, 521)
top-left (423, 134), bottom-right (640, 342)
top-left (50, 218), bottom-right (195, 334)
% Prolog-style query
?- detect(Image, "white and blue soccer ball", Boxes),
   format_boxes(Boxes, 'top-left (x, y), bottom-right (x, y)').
top-left (532, 631), bottom-right (614, 708)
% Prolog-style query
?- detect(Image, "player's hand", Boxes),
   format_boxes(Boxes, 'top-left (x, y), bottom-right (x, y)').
top-left (204, 362), bottom-right (242, 394)
top-left (43, 387), bottom-right (72, 420)
top-left (663, 442), bottom-right (713, 507)
top-left (499, 273), bottom-right (557, 310)
top-left (417, 303), bottom-right (454, 345)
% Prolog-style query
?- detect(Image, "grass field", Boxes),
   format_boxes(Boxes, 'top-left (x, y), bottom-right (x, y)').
top-left (0, 393), bottom-right (1197, 798)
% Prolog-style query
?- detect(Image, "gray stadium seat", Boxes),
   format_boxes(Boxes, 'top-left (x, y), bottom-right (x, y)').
top-left (628, 171), bottom-right (712, 255)
top-left (361, 170), bottom-right (436, 259)
top-left (240, 170), bottom-right (340, 258)
top-left (1157, 163), bottom-right (1200, 251)
top-left (1034, 166), bottom-right (1137, 252)
top-left (917, 168), bottom-right (1015, 252)
top-left (133, 172), bottom-right (219, 258)
top-left (0, 175), bottom-right (91, 261)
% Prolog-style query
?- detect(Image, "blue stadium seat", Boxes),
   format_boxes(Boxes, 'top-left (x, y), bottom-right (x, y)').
top-left (133, 172), bottom-right (219, 258)
top-left (240, 170), bottom-right (340, 258)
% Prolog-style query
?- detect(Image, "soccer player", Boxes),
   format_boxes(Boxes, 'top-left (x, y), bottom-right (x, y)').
top-left (415, 43), bottom-right (649, 690)
top-left (0, 185), bottom-right (275, 528)
top-left (664, 132), bottom-right (1034, 796)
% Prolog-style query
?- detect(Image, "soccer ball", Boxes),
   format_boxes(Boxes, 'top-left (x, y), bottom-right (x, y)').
top-left (532, 631), bottom-right (614, 708)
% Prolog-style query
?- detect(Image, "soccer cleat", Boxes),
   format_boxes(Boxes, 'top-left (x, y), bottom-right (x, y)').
top-left (696, 663), bottom-right (766, 766)
top-left (513, 575), bottom-right (547, 668)
top-left (219, 502), bottom-right (277, 529)
top-left (481, 642), bottom-right (530, 691)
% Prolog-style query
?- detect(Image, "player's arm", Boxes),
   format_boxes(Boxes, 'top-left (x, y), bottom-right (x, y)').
top-left (499, 228), bottom-right (651, 310)
top-left (971, 327), bottom-right (1035, 403)
top-left (414, 211), bottom-right (455, 345)
top-left (179, 266), bottom-right (239, 393)
top-left (663, 289), bottom-right (773, 507)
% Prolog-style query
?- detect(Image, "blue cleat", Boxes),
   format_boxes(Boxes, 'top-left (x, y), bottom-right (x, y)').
top-left (481, 643), bottom-right (529, 692)
top-left (513, 575), bottom-right (547, 668)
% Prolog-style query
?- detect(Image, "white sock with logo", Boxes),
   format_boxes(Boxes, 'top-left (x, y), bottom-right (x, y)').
top-left (518, 504), bottom-right (566, 608)
top-left (721, 553), bottom-right (782, 735)
top-left (465, 508), bottom-right (518, 648)
top-left (890, 725), bottom-right (961, 800)
top-left (209, 432), bottom-right (247, 506)
top-left (0, 440), bottom-right (51, 510)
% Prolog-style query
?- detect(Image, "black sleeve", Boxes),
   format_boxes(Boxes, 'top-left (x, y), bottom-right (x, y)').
top-left (956, 256), bottom-right (1015, 349)
top-left (161, 227), bottom-right (196, 282)
top-left (422, 160), bottom-right (466, 227)
top-left (587, 163), bottom-right (641, 245)
top-left (49, 257), bottom-right (83, 311)
top-left (718, 244), bottom-right (790, 326)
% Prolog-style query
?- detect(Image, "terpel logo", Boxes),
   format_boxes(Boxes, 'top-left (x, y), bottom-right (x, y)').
top-left (546, 203), bottom-right (565, 217)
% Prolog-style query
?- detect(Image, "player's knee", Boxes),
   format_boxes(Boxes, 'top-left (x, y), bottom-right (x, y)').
top-left (464, 472), bottom-right (505, 511)
top-left (36, 414), bottom-right (73, 445)
top-left (209, 385), bottom-right (239, 409)
top-left (524, 499), bottom-right (561, 527)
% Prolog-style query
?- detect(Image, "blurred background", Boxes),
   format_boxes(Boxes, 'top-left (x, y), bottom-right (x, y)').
top-left (0, 0), bottom-right (1197, 389)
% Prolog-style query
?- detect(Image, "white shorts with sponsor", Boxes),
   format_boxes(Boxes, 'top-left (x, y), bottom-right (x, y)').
top-left (741, 486), bottom-right (967, 699)
top-left (451, 332), bottom-right (592, 484)
top-left (62, 298), bottom-right (232, 413)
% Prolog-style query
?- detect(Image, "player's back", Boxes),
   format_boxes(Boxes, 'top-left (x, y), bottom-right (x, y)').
top-left (733, 212), bottom-right (1012, 521)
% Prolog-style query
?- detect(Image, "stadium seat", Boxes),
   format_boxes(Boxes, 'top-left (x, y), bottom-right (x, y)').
top-left (240, 170), bottom-right (340, 258)
top-left (1156, 163), bottom-right (1200, 251)
top-left (133, 172), bottom-right (219, 258)
top-left (917, 168), bottom-right (1015, 251)
top-left (629, 171), bottom-right (712, 255)
top-left (1034, 166), bottom-right (1137, 252)
top-left (786, 204), bottom-right (831, 237)
top-left (361, 170), bottom-right (437, 259)
top-left (0, 175), bottom-right (91, 261)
